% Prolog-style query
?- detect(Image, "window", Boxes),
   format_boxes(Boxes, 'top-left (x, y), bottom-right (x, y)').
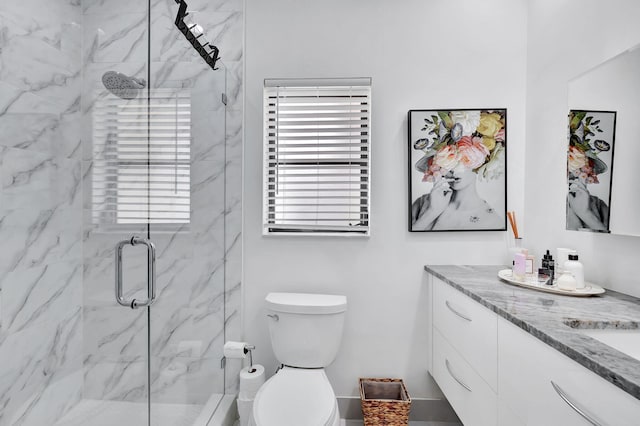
top-left (263, 78), bottom-right (371, 235)
top-left (92, 89), bottom-right (191, 229)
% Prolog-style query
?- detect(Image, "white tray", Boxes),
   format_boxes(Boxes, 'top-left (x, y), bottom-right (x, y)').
top-left (497, 269), bottom-right (605, 297)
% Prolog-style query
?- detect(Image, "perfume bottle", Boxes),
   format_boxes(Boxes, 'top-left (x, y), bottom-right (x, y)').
top-left (542, 250), bottom-right (555, 283)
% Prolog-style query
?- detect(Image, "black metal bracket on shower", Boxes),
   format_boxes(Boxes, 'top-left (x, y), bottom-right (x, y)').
top-left (174, 0), bottom-right (220, 71)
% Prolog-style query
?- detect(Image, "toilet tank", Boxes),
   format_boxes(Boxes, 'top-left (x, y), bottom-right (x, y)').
top-left (265, 292), bottom-right (347, 368)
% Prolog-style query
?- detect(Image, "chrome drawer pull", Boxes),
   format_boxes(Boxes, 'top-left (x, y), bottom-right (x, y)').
top-left (445, 359), bottom-right (472, 392)
top-left (551, 381), bottom-right (604, 426)
top-left (445, 300), bottom-right (472, 322)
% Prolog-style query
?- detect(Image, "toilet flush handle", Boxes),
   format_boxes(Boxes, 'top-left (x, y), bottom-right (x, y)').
top-left (267, 314), bottom-right (279, 321)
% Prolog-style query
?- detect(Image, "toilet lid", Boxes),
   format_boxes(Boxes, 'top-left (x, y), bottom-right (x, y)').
top-left (254, 368), bottom-right (337, 426)
top-left (265, 293), bottom-right (347, 314)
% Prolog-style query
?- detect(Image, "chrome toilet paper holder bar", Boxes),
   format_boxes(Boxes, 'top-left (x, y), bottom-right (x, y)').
top-left (245, 345), bottom-right (256, 373)
top-left (221, 344), bottom-right (256, 372)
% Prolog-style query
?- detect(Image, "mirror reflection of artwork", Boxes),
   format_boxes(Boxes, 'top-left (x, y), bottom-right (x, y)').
top-left (408, 109), bottom-right (507, 232)
top-left (568, 44), bottom-right (640, 236)
top-left (566, 110), bottom-right (616, 232)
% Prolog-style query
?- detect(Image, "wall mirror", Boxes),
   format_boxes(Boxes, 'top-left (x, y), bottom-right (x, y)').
top-left (567, 43), bottom-right (640, 236)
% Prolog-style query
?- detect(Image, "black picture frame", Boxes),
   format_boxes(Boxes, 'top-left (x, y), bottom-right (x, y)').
top-left (566, 109), bottom-right (617, 233)
top-left (408, 109), bottom-right (507, 232)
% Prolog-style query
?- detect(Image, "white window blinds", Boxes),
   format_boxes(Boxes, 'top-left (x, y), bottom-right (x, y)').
top-left (263, 78), bottom-right (371, 235)
top-left (92, 89), bottom-right (191, 228)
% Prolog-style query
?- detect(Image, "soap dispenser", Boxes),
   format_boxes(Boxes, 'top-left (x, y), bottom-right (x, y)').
top-left (564, 253), bottom-right (585, 289)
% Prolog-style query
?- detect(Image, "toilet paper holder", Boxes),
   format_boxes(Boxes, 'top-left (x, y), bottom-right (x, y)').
top-left (222, 343), bottom-right (256, 373)
top-left (245, 345), bottom-right (256, 373)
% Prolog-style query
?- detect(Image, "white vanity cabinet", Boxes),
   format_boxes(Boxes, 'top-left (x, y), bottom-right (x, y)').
top-left (431, 277), bottom-right (498, 426)
top-left (429, 274), bottom-right (640, 426)
top-left (499, 317), bottom-right (640, 426)
top-left (432, 329), bottom-right (498, 426)
top-left (433, 278), bottom-right (498, 390)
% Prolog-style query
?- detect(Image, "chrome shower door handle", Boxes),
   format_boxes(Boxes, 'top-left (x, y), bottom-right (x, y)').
top-left (115, 236), bottom-right (157, 309)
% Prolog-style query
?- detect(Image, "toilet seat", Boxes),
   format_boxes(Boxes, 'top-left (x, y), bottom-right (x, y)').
top-left (253, 367), bottom-right (338, 426)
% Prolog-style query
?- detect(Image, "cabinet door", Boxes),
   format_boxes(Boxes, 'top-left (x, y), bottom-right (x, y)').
top-left (433, 277), bottom-right (498, 390)
top-left (433, 329), bottom-right (497, 426)
top-left (499, 317), bottom-right (640, 426)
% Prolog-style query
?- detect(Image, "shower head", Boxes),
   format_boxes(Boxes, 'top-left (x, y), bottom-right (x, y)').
top-left (101, 71), bottom-right (146, 100)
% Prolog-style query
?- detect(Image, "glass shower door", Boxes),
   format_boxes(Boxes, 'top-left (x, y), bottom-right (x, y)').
top-left (81, 88), bottom-right (155, 423)
top-left (81, 0), bottom-right (229, 424)
top-left (147, 1), bottom-right (229, 422)
top-left (74, 229), bottom-right (152, 426)
top-left (78, 0), bottom-right (154, 424)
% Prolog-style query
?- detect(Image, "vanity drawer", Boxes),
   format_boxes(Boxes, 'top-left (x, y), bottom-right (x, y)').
top-left (499, 317), bottom-right (640, 426)
top-left (433, 328), bottom-right (497, 426)
top-left (433, 277), bottom-right (497, 390)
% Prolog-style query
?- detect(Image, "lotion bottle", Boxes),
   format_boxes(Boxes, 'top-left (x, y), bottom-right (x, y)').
top-left (513, 252), bottom-right (527, 281)
top-left (564, 253), bottom-right (585, 289)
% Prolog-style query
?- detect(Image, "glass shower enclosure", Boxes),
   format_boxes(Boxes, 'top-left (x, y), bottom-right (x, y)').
top-left (0, 1), bottom-right (239, 425)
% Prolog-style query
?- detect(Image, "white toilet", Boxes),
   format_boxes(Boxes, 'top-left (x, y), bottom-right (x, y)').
top-left (251, 292), bottom-right (347, 426)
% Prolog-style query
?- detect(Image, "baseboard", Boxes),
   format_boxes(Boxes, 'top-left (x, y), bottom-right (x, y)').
top-left (337, 397), bottom-right (460, 422)
top-left (215, 394), bottom-right (459, 424)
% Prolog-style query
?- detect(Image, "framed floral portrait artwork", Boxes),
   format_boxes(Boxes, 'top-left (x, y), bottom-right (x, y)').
top-left (408, 109), bottom-right (507, 232)
top-left (566, 110), bottom-right (616, 233)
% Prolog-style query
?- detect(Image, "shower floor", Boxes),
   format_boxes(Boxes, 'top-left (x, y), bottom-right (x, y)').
top-left (54, 398), bottom-right (209, 426)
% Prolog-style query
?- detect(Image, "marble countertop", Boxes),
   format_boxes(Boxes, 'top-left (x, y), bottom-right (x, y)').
top-left (425, 264), bottom-right (640, 400)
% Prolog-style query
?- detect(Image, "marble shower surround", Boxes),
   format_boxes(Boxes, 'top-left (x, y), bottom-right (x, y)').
top-left (0, 0), bottom-right (84, 425)
top-left (0, 0), bottom-right (243, 424)
top-left (425, 265), bottom-right (640, 400)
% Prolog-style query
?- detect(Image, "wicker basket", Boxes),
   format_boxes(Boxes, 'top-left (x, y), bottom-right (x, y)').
top-left (359, 378), bottom-right (411, 426)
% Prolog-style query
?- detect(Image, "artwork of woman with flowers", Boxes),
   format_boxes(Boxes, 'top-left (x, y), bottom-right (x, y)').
top-left (566, 110), bottom-right (616, 232)
top-left (408, 109), bottom-right (507, 231)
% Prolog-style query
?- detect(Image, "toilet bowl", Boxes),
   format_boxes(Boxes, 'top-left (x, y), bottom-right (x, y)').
top-left (250, 292), bottom-right (347, 426)
top-left (251, 367), bottom-right (340, 426)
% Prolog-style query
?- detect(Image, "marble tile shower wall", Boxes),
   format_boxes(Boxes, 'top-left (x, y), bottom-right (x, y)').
top-left (0, 1), bottom-right (84, 425)
top-left (80, 0), bottom-right (244, 407)
top-left (0, 0), bottom-right (243, 424)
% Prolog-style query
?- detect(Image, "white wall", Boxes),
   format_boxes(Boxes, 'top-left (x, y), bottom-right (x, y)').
top-left (525, 0), bottom-right (640, 298)
top-left (244, 0), bottom-right (527, 398)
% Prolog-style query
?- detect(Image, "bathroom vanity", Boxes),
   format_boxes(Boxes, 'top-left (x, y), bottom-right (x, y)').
top-left (425, 265), bottom-right (640, 426)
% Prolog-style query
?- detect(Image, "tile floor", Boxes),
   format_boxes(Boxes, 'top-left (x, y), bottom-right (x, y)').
top-left (344, 422), bottom-right (461, 426)
top-left (234, 421), bottom-right (460, 426)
